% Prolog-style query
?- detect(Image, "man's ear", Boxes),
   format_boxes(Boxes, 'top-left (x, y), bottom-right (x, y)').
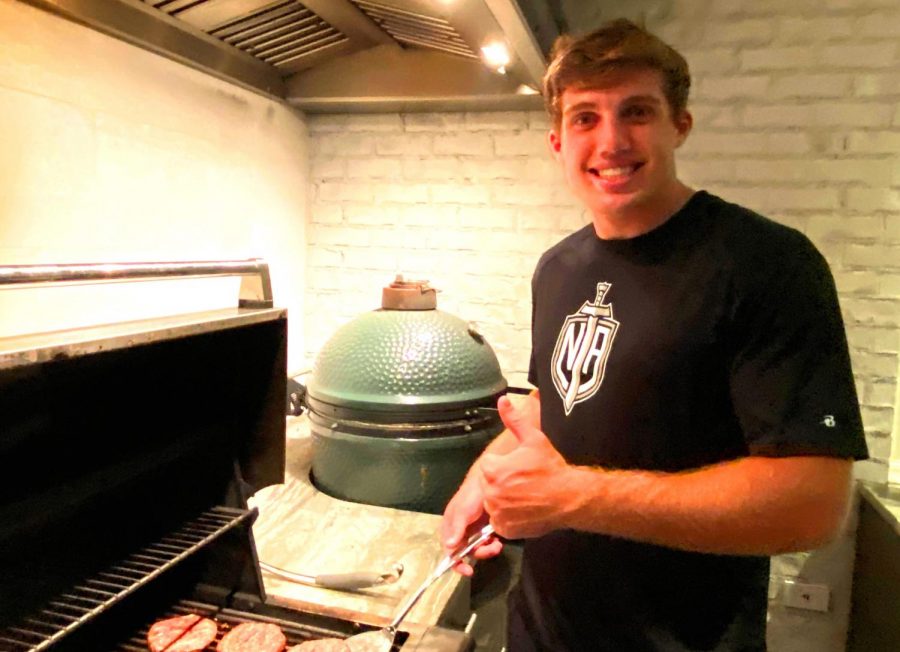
top-left (548, 130), bottom-right (562, 159)
top-left (674, 110), bottom-right (693, 147)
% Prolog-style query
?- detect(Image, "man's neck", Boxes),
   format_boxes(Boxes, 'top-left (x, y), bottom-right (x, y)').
top-left (592, 183), bottom-right (696, 240)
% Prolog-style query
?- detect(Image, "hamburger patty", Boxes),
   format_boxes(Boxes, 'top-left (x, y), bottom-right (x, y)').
top-left (147, 614), bottom-right (218, 652)
top-left (216, 622), bottom-right (286, 652)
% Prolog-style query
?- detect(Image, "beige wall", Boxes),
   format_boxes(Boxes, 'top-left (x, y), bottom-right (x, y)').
top-left (0, 0), bottom-right (309, 370)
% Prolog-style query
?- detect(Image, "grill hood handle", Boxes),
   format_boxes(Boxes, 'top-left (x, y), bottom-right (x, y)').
top-left (505, 386), bottom-right (533, 395)
top-left (286, 370), bottom-right (310, 417)
top-left (474, 385), bottom-right (532, 417)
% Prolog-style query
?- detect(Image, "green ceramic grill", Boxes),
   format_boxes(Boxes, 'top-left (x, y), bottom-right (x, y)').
top-left (305, 278), bottom-right (507, 514)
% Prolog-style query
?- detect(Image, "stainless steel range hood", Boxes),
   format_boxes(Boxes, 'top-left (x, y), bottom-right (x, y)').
top-left (25, 0), bottom-right (562, 112)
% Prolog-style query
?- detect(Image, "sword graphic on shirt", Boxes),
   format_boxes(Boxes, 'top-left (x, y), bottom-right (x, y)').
top-left (551, 282), bottom-right (619, 415)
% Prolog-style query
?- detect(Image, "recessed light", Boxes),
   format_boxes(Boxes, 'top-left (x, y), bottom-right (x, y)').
top-left (480, 41), bottom-right (510, 74)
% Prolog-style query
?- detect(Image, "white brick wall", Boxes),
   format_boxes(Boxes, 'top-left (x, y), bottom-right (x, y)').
top-left (304, 111), bottom-right (584, 385)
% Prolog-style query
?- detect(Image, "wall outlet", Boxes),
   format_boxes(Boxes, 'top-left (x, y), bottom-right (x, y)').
top-left (781, 580), bottom-right (830, 612)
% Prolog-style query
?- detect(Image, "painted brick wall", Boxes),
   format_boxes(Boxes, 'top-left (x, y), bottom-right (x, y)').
top-left (305, 0), bottom-right (899, 487)
top-left (304, 109), bottom-right (574, 386)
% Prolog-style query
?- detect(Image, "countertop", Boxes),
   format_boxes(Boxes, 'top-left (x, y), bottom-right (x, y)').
top-left (248, 416), bottom-right (470, 629)
top-left (857, 481), bottom-right (900, 537)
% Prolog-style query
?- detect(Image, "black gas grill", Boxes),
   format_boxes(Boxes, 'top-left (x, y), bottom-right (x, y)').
top-left (0, 261), bottom-right (470, 652)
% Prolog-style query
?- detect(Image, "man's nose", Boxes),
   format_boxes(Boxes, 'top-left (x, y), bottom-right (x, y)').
top-left (596, 117), bottom-right (630, 154)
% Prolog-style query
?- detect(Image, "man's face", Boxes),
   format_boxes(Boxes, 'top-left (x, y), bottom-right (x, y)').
top-left (548, 68), bottom-right (692, 233)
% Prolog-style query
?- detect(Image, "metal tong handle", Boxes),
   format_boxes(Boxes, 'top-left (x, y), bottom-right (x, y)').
top-left (388, 524), bottom-right (496, 631)
top-left (259, 560), bottom-right (403, 590)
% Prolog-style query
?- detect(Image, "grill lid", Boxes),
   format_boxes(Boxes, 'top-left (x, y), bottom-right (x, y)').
top-left (306, 278), bottom-right (507, 415)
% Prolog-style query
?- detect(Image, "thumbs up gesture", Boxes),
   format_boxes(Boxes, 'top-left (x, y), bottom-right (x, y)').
top-left (479, 395), bottom-right (578, 539)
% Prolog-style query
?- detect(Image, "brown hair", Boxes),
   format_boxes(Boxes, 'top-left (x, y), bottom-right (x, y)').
top-left (542, 18), bottom-right (691, 128)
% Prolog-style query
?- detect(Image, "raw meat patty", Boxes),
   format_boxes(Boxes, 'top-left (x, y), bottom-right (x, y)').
top-left (147, 614), bottom-right (218, 652)
top-left (217, 622), bottom-right (286, 652)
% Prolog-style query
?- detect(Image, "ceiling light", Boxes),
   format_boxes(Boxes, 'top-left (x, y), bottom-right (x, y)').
top-left (480, 41), bottom-right (510, 74)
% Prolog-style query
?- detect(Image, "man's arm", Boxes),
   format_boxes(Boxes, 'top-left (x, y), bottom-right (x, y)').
top-left (559, 456), bottom-right (849, 555)
top-left (480, 397), bottom-right (854, 556)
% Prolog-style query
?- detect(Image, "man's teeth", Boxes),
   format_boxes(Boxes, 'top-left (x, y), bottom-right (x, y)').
top-left (591, 165), bottom-right (636, 177)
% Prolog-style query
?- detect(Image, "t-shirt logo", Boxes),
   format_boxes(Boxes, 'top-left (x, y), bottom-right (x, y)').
top-left (551, 282), bottom-right (619, 415)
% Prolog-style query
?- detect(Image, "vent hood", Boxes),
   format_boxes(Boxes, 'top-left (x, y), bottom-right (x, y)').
top-left (25, 0), bottom-right (563, 112)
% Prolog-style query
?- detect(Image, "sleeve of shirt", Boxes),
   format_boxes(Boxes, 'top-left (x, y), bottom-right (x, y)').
top-left (728, 235), bottom-right (868, 460)
top-left (527, 269), bottom-right (539, 388)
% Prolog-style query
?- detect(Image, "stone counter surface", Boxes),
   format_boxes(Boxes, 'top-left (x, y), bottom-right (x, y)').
top-left (248, 416), bottom-right (469, 629)
top-left (857, 481), bottom-right (900, 537)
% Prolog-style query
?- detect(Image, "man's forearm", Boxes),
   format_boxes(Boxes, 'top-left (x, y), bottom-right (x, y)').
top-left (558, 456), bottom-right (853, 556)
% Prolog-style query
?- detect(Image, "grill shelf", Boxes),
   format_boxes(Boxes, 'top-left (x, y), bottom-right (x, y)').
top-left (0, 507), bottom-right (255, 652)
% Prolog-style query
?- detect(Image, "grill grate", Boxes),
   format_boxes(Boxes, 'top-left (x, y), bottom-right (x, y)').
top-left (350, 0), bottom-right (478, 59)
top-left (112, 601), bottom-right (363, 652)
top-left (0, 507), bottom-right (254, 652)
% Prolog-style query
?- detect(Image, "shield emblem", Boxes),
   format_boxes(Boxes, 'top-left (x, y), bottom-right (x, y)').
top-left (551, 282), bottom-right (618, 415)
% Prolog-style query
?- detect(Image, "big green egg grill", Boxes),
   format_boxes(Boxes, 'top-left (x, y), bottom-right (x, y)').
top-left (304, 279), bottom-right (508, 515)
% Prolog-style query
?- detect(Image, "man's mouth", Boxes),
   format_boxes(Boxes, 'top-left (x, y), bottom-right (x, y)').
top-left (587, 163), bottom-right (644, 179)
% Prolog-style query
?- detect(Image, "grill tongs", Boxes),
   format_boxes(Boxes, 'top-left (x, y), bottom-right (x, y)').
top-left (345, 524), bottom-right (497, 651)
top-left (259, 560), bottom-right (405, 591)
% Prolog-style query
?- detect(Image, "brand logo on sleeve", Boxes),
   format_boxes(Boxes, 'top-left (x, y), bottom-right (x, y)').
top-left (551, 282), bottom-right (619, 415)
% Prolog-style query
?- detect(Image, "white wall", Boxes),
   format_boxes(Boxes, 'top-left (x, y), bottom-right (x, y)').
top-left (0, 0), bottom-right (310, 371)
top-left (303, 109), bottom-right (567, 383)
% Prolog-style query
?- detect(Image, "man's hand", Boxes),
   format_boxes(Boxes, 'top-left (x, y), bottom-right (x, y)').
top-left (440, 392), bottom-right (541, 575)
top-left (440, 478), bottom-right (501, 576)
top-left (479, 395), bottom-right (579, 539)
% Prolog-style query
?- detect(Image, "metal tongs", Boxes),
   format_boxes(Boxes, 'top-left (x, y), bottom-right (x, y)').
top-left (259, 560), bottom-right (404, 591)
top-left (344, 524), bottom-right (497, 651)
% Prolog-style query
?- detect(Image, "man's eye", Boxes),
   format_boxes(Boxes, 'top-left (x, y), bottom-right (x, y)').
top-left (623, 105), bottom-right (653, 120)
top-left (571, 113), bottom-right (597, 127)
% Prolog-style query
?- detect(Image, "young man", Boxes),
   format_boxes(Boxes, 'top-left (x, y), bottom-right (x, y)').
top-left (440, 18), bottom-right (868, 652)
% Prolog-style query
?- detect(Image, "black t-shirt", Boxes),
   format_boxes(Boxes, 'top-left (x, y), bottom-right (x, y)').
top-left (512, 191), bottom-right (868, 651)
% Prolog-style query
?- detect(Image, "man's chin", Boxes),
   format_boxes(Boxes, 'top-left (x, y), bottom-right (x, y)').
top-left (588, 191), bottom-right (644, 219)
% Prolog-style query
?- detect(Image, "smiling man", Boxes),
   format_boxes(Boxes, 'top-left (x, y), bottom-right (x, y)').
top-left (550, 68), bottom-right (693, 239)
top-left (441, 18), bottom-right (868, 652)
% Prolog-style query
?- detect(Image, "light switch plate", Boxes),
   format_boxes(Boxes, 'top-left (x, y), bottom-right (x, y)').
top-left (781, 580), bottom-right (830, 612)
